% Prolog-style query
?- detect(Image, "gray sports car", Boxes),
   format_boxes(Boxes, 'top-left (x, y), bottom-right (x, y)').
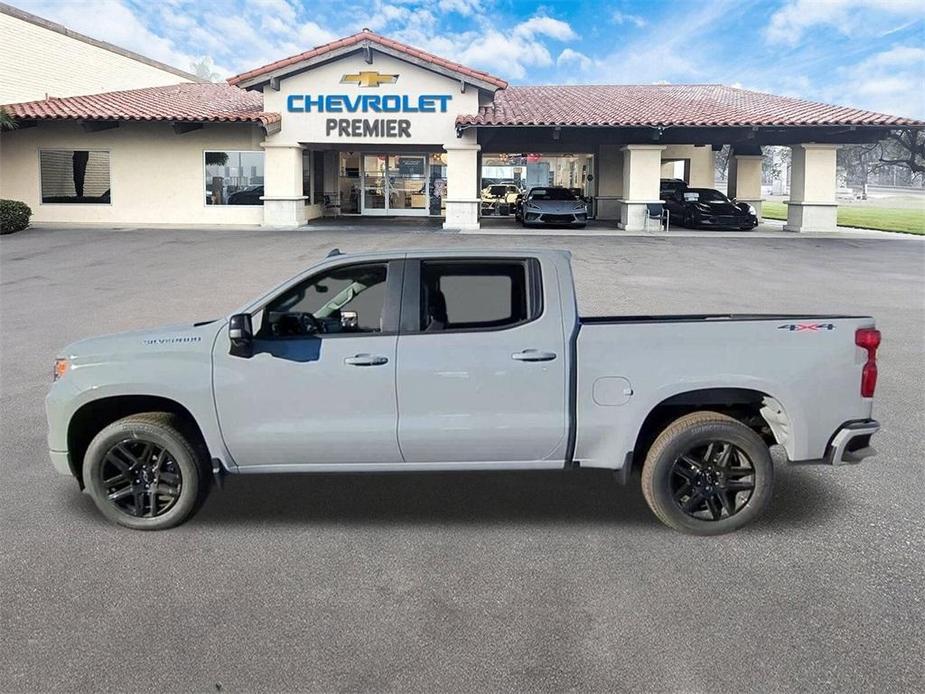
top-left (518, 186), bottom-right (588, 228)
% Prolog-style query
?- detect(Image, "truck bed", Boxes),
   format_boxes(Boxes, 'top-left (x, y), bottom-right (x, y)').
top-left (573, 313), bottom-right (876, 469)
top-left (580, 313), bottom-right (866, 324)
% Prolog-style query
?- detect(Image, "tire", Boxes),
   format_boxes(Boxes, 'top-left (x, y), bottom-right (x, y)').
top-left (641, 411), bottom-right (773, 535)
top-left (83, 412), bottom-right (210, 530)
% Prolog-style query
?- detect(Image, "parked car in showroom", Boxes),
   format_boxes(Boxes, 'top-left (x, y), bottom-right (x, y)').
top-left (227, 185), bottom-right (264, 205)
top-left (480, 184), bottom-right (521, 216)
top-left (664, 187), bottom-right (759, 230)
top-left (520, 186), bottom-right (588, 228)
top-left (47, 248), bottom-right (880, 535)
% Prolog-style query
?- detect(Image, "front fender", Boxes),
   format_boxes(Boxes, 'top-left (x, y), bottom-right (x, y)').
top-left (45, 352), bottom-right (229, 469)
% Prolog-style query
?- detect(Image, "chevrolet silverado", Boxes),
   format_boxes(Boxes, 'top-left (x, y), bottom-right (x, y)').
top-left (46, 249), bottom-right (881, 534)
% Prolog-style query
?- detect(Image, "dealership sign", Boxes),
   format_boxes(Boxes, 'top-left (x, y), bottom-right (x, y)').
top-left (286, 71), bottom-right (453, 138)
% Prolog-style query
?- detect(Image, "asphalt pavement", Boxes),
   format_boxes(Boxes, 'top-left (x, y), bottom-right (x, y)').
top-left (1, 225), bottom-right (923, 693)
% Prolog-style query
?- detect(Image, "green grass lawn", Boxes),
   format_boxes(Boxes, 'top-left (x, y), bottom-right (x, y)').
top-left (762, 201), bottom-right (925, 235)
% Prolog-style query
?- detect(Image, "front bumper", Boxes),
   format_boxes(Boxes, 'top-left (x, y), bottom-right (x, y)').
top-left (524, 212), bottom-right (587, 226)
top-left (825, 419), bottom-right (879, 465)
top-left (693, 215), bottom-right (758, 229)
top-left (49, 449), bottom-right (73, 475)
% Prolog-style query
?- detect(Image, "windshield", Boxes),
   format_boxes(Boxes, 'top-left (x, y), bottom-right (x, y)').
top-left (683, 189), bottom-right (730, 203)
top-left (529, 188), bottom-right (576, 201)
top-left (488, 185), bottom-right (509, 196)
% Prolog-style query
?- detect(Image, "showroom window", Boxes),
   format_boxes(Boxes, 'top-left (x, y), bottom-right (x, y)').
top-left (40, 150), bottom-right (111, 204)
top-left (204, 151), bottom-right (264, 205)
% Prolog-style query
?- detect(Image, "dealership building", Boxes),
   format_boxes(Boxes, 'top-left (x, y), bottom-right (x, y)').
top-left (2, 21), bottom-right (922, 232)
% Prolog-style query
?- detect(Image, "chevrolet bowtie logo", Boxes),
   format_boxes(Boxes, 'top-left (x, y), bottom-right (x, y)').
top-left (341, 71), bottom-right (399, 88)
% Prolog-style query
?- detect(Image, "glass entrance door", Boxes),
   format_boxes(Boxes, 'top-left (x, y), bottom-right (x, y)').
top-left (362, 155), bottom-right (387, 214)
top-left (360, 154), bottom-right (429, 216)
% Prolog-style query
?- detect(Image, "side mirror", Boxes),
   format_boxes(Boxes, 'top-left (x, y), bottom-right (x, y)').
top-left (228, 313), bottom-right (253, 358)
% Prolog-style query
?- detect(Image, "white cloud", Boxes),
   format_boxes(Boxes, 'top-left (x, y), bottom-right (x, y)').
top-left (611, 10), bottom-right (646, 28)
top-left (441, 0), bottom-right (483, 16)
top-left (557, 48), bottom-right (592, 72)
top-left (591, 0), bottom-right (746, 83)
top-left (828, 45), bottom-right (925, 118)
top-left (766, 0), bottom-right (925, 45)
top-left (16, 0), bottom-right (210, 75)
top-left (384, 10), bottom-right (579, 80)
top-left (512, 15), bottom-right (577, 41)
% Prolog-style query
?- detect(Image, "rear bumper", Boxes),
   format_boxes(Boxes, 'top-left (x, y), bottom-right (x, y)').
top-left (824, 419), bottom-right (880, 465)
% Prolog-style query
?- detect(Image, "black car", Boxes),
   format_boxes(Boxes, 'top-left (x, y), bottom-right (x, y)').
top-left (664, 187), bottom-right (758, 230)
top-left (227, 185), bottom-right (264, 205)
top-left (660, 177), bottom-right (688, 199)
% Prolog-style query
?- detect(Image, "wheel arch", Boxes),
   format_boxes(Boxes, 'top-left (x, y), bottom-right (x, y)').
top-left (67, 395), bottom-right (210, 488)
top-left (628, 387), bottom-right (793, 476)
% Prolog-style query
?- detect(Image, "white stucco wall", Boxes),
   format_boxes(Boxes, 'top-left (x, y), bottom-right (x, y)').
top-left (660, 144), bottom-right (715, 188)
top-left (0, 11), bottom-right (195, 104)
top-left (0, 121), bottom-right (265, 225)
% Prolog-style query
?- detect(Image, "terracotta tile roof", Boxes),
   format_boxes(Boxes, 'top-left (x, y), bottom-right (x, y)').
top-left (1, 82), bottom-right (280, 127)
top-left (227, 29), bottom-right (508, 90)
top-left (457, 84), bottom-right (924, 128)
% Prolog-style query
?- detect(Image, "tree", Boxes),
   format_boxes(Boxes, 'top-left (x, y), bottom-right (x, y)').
top-left (0, 107), bottom-right (16, 131)
top-left (205, 152), bottom-right (228, 167)
top-left (714, 145), bottom-right (730, 180)
top-left (191, 56), bottom-right (221, 83)
top-left (838, 128), bottom-right (925, 189)
top-left (874, 129), bottom-right (925, 175)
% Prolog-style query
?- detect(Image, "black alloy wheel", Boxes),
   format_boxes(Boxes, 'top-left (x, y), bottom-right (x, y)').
top-left (83, 412), bottom-right (207, 530)
top-left (99, 440), bottom-right (183, 518)
top-left (641, 411), bottom-right (774, 535)
top-left (669, 441), bottom-right (755, 521)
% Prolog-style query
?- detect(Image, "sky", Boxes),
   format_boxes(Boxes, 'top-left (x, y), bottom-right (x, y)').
top-left (12, 0), bottom-right (925, 118)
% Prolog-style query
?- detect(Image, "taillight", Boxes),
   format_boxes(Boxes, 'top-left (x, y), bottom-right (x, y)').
top-left (855, 328), bottom-right (881, 397)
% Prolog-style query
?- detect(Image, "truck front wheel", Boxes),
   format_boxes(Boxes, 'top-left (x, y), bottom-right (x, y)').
top-left (641, 411), bottom-right (773, 535)
top-left (83, 413), bottom-right (209, 530)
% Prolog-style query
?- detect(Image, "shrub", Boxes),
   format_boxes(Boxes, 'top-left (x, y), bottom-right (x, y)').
top-left (0, 199), bottom-right (32, 234)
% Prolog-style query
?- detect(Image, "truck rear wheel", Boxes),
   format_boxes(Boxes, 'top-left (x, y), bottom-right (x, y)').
top-left (83, 413), bottom-right (209, 530)
top-left (641, 411), bottom-right (773, 535)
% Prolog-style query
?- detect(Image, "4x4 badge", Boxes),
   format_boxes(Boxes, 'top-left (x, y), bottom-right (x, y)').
top-left (777, 323), bottom-right (835, 332)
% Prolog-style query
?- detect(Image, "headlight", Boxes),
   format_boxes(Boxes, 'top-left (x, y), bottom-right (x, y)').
top-left (53, 358), bottom-right (70, 381)
top-left (526, 203), bottom-right (540, 210)
top-left (573, 203), bottom-right (586, 210)
top-left (746, 204), bottom-right (757, 216)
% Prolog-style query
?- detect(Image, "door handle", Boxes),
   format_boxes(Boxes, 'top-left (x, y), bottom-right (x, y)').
top-left (344, 354), bottom-right (389, 366)
top-left (512, 349), bottom-right (557, 362)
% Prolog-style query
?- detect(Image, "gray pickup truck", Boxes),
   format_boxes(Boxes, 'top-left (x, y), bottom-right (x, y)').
top-left (47, 249), bottom-right (881, 534)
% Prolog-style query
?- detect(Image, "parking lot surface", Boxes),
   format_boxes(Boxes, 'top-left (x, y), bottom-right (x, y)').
top-left (2, 226), bottom-right (923, 693)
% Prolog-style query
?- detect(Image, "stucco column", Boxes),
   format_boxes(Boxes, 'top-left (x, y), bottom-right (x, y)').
top-left (618, 144), bottom-right (665, 231)
top-left (443, 134), bottom-right (480, 231)
top-left (785, 144), bottom-right (838, 232)
top-left (688, 147), bottom-right (715, 188)
top-left (261, 142), bottom-right (307, 227)
top-left (727, 153), bottom-right (764, 220)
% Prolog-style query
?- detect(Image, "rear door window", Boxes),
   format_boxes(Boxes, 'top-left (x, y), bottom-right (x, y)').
top-left (419, 261), bottom-right (536, 332)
